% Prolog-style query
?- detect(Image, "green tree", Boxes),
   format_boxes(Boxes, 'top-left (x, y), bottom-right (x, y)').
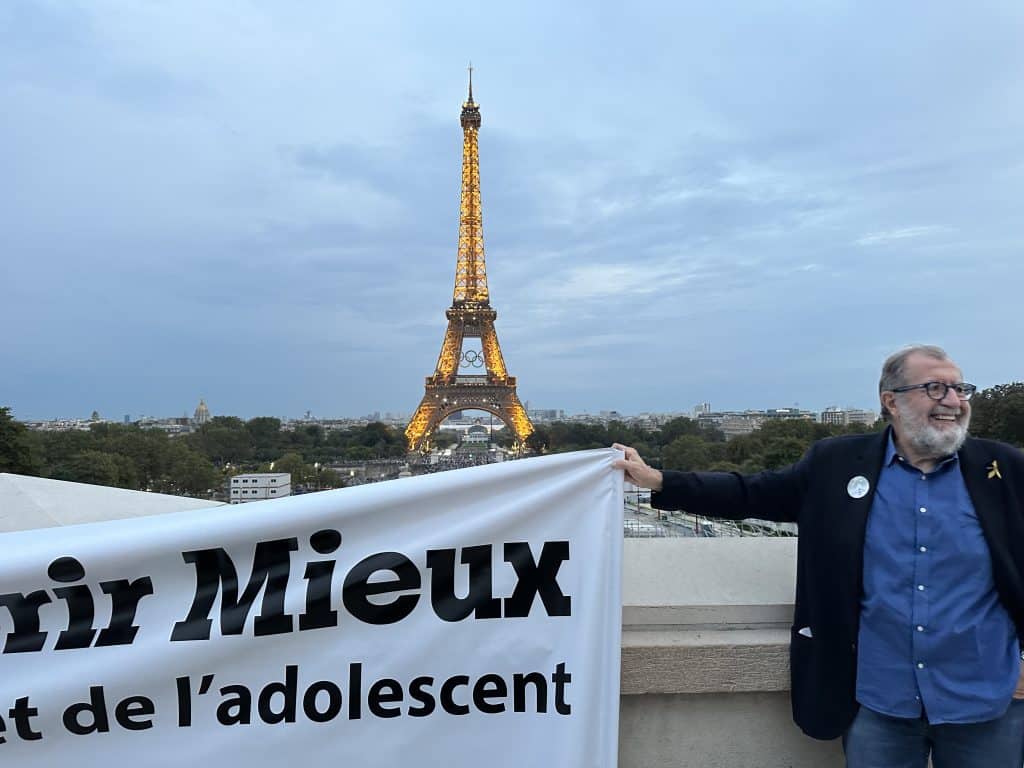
top-left (156, 441), bottom-right (220, 497)
top-left (756, 419), bottom-right (830, 443)
top-left (0, 407), bottom-right (41, 474)
top-left (52, 450), bottom-right (138, 489)
top-left (490, 428), bottom-right (516, 448)
top-left (760, 436), bottom-right (808, 470)
top-left (187, 417), bottom-right (253, 466)
top-left (526, 425), bottom-right (551, 453)
top-left (971, 382), bottom-right (1024, 447)
top-left (343, 445), bottom-right (373, 461)
top-left (351, 422), bottom-right (405, 457)
top-left (545, 421), bottom-right (610, 451)
top-left (724, 434), bottom-right (760, 465)
top-left (433, 430), bottom-right (459, 449)
top-left (280, 423), bottom-right (325, 456)
top-left (271, 451), bottom-right (311, 485)
top-left (663, 435), bottom-right (710, 471)
top-left (90, 424), bottom-right (171, 490)
top-left (654, 417), bottom-right (704, 446)
top-left (247, 417), bottom-right (283, 460)
top-left (707, 461), bottom-right (742, 472)
top-left (36, 428), bottom-right (92, 469)
top-left (316, 467), bottom-right (345, 489)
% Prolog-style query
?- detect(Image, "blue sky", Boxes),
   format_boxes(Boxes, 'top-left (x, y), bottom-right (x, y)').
top-left (3, 1), bottom-right (1022, 420)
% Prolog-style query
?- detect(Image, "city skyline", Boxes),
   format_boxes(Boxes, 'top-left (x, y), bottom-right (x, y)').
top-left (3, 3), bottom-right (1023, 422)
top-left (18, 400), bottom-right (877, 425)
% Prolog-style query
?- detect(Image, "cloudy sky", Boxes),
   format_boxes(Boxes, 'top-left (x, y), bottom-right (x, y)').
top-left (3, 1), bottom-right (1022, 420)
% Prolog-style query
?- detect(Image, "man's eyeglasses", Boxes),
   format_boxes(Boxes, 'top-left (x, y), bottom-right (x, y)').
top-left (890, 381), bottom-right (977, 401)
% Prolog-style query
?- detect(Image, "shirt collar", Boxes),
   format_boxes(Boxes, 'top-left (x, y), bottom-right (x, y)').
top-left (884, 427), bottom-right (959, 472)
top-left (884, 430), bottom-right (901, 467)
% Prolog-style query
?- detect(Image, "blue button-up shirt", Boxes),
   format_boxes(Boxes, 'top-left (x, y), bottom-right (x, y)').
top-left (856, 433), bottom-right (1020, 724)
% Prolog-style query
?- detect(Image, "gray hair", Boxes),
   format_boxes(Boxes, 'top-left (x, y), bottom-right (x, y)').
top-left (879, 345), bottom-right (951, 421)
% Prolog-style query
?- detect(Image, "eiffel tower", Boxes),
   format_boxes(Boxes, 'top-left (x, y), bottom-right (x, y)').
top-left (405, 72), bottom-right (534, 452)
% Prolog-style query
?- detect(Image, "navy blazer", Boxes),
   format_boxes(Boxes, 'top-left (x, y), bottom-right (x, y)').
top-left (652, 431), bottom-right (1024, 740)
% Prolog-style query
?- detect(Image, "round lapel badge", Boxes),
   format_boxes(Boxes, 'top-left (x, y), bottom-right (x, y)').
top-left (847, 475), bottom-right (870, 499)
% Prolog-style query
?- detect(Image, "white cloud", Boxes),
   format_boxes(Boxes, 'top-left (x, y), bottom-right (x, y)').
top-left (855, 226), bottom-right (953, 247)
top-left (537, 262), bottom-right (693, 302)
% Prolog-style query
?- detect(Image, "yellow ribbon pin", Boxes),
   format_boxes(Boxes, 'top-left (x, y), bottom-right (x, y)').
top-left (987, 460), bottom-right (1002, 480)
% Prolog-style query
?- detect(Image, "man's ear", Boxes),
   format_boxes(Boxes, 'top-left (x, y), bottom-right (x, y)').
top-left (880, 392), bottom-right (897, 418)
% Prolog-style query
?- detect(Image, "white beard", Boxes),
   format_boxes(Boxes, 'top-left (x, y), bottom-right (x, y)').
top-left (894, 400), bottom-right (969, 458)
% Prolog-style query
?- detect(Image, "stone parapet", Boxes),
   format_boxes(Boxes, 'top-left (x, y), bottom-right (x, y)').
top-left (619, 538), bottom-right (844, 767)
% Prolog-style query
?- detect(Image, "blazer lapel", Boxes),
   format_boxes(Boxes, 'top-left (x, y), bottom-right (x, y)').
top-left (960, 438), bottom-right (1006, 544)
top-left (830, 431), bottom-right (888, 626)
top-left (839, 430), bottom-right (888, 511)
top-left (849, 428), bottom-right (887, 530)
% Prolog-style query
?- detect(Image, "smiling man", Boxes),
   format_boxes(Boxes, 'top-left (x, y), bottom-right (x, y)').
top-left (614, 345), bottom-right (1024, 768)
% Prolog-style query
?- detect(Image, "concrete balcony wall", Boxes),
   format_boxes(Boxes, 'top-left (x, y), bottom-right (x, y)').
top-left (620, 538), bottom-right (844, 767)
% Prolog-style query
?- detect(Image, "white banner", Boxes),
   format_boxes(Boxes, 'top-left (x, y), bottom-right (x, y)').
top-left (0, 449), bottom-right (623, 767)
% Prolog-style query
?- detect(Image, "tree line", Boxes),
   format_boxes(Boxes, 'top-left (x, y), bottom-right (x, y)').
top-left (1, 381), bottom-right (1022, 496)
top-left (0, 413), bottom-right (408, 496)
top-left (526, 381), bottom-right (1024, 472)
top-left (527, 414), bottom-right (879, 473)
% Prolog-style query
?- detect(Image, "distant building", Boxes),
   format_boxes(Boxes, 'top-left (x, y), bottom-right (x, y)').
top-left (193, 399), bottom-right (211, 426)
top-left (695, 413), bottom-right (765, 440)
top-left (133, 416), bottom-right (192, 435)
top-left (820, 407), bottom-right (845, 427)
top-left (846, 409), bottom-right (879, 426)
top-left (229, 473), bottom-right (291, 504)
top-left (366, 411), bottom-right (411, 423)
top-left (821, 407), bottom-right (878, 427)
top-left (527, 409), bottom-right (564, 422)
top-left (463, 425), bottom-right (490, 444)
top-left (697, 407), bottom-right (814, 441)
top-left (627, 412), bottom-right (687, 429)
top-left (762, 408), bottom-right (816, 421)
top-left (437, 415), bottom-right (505, 442)
top-left (718, 415), bottom-right (764, 440)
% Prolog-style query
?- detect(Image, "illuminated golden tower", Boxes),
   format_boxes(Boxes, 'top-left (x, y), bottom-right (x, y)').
top-left (405, 70), bottom-right (534, 451)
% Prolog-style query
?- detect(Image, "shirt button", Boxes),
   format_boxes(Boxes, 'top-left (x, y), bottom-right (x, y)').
top-left (917, 625), bottom-right (925, 632)
top-left (919, 507), bottom-right (927, 513)
top-left (917, 585), bottom-right (925, 591)
top-left (920, 475), bottom-right (926, 480)
top-left (919, 546), bottom-right (927, 553)
top-left (917, 662), bottom-right (925, 669)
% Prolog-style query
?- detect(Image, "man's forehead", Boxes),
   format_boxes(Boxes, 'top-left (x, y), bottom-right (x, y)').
top-left (904, 352), bottom-right (962, 379)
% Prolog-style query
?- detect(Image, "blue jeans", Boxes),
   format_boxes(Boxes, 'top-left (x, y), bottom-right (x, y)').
top-left (843, 699), bottom-right (1024, 768)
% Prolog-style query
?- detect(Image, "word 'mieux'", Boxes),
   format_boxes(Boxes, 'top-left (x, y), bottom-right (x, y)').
top-left (170, 532), bottom-right (572, 641)
top-left (0, 531), bottom-right (571, 652)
